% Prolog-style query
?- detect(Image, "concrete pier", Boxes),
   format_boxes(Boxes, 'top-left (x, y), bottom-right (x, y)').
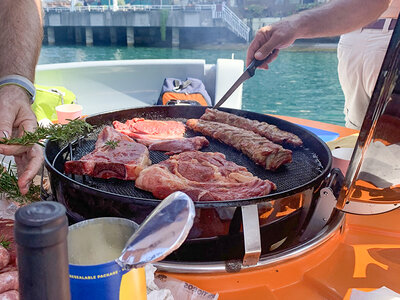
top-left (126, 27), bottom-right (134, 47)
top-left (172, 27), bottom-right (179, 48)
top-left (85, 27), bottom-right (93, 46)
top-left (42, 5), bottom-right (250, 46)
top-left (110, 27), bottom-right (117, 45)
top-left (67, 27), bottom-right (74, 42)
top-left (75, 27), bottom-right (83, 44)
top-left (47, 27), bottom-right (55, 45)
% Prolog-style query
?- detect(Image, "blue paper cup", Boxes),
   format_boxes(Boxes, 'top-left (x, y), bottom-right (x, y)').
top-left (68, 217), bottom-right (147, 300)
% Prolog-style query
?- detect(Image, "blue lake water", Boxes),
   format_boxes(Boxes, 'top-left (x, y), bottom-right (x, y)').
top-left (39, 45), bottom-right (345, 126)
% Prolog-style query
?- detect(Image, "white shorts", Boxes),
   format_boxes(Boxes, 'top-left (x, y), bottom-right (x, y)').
top-left (337, 27), bottom-right (393, 129)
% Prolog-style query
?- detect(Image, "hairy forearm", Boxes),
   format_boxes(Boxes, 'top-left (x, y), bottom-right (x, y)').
top-left (289, 0), bottom-right (390, 39)
top-left (0, 0), bottom-right (43, 81)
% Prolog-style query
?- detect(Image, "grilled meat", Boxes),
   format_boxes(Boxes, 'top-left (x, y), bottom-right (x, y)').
top-left (186, 119), bottom-right (292, 170)
top-left (201, 108), bottom-right (303, 147)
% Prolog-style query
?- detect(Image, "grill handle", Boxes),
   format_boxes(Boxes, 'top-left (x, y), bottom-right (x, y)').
top-left (241, 204), bottom-right (261, 266)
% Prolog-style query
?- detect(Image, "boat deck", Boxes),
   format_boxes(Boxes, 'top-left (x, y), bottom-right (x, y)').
top-left (162, 118), bottom-right (400, 299)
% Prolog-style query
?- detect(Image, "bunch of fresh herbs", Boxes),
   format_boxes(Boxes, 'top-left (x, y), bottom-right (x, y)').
top-left (104, 139), bottom-right (120, 150)
top-left (0, 119), bottom-right (94, 146)
top-left (0, 161), bottom-right (41, 205)
top-left (0, 119), bottom-right (93, 204)
top-left (0, 235), bottom-right (10, 250)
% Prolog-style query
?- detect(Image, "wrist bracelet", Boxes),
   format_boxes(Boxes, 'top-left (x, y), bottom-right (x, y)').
top-left (0, 75), bottom-right (36, 104)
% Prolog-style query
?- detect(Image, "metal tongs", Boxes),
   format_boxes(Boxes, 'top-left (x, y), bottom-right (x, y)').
top-left (213, 51), bottom-right (276, 108)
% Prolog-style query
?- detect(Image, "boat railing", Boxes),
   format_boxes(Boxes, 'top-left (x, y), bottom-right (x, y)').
top-left (219, 3), bottom-right (250, 42)
top-left (44, 4), bottom-right (250, 42)
top-left (45, 4), bottom-right (219, 13)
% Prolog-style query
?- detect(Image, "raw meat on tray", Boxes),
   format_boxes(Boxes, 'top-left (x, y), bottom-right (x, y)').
top-left (136, 136), bottom-right (209, 155)
top-left (64, 126), bottom-right (151, 180)
top-left (113, 118), bottom-right (186, 140)
top-left (135, 151), bottom-right (276, 201)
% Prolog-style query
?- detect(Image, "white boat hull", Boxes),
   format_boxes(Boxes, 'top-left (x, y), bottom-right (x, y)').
top-left (35, 59), bottom-right (244, 115)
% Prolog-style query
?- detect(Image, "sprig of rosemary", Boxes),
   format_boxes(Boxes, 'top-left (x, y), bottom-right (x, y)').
top-left (104, 140), bottom-right (120, 150)
top-left (0, 235), bottom-right (10, 250)
top-left (0, 161), bottom-right (41, 205)
top-left (0, 119), bottom-right (94, 147)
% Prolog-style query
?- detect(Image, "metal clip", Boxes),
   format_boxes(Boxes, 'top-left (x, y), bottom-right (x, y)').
top-left (241, 204), bottom-right (261, 266)
top-left (299, 168), bottom-right (344, 242)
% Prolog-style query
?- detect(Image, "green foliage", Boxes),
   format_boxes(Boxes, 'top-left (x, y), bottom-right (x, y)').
top-left (243, 4), bottom-right (269, 18)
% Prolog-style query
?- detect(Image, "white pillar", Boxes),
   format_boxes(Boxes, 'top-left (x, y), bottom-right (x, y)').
top-left (110, 27), bottom-right (117, 44)
top-left (113, 0), bottom-right (118, 11)
top-left (126, 27), bottom-right (134, 47)
top-left (71, 0), bottom-right (77, 11)
top-left (172, 27), bottom-right (179, 48)
top-left (47, 27), bottom-right (55, 45)
top-left (85, 27), bottom-right (93, 46)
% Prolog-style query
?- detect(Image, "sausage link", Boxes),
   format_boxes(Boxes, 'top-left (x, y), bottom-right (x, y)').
top-left (0, 271), bottom-right (18, 294)
top-left (0, 290), bottom-right (18, 300)
top-left (0, 246), bottom-right (10, 270)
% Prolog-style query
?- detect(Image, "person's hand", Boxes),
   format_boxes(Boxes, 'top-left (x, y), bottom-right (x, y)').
top-left (246, 20), bottom-right (298, 69)
top-left (0, 85), bottom-right (43, 195)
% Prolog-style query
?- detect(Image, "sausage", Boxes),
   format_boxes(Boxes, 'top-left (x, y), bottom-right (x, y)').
top-left (0, 219), bottom-right (16, 267)
top-left (0, 271), bottom-right (18, 294)
top-left (0, 290), bottom-right (18, 300)
top-left (0, 246), bottom-right (10, 270)
top-left (0, 266), bottom-right (16, 276)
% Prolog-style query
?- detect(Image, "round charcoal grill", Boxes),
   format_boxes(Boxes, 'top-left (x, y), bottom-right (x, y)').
top-left (45, 106), bottom-right (332, 263)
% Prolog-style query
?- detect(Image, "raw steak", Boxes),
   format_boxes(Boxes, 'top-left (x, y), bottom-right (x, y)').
top-left (136, 136), bottom-right (209, 155)
top-left (135, 151), bottom-right (276, 201)
top-left (113, 118), bottom-right (186, 140)
top-left (64, 126), bottom-right (150, 180)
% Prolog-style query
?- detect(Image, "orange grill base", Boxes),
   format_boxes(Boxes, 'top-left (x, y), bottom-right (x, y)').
top-left (162, 208), bottom-right (400, 299)
top-left (161, 120), bottom-right (400, 299)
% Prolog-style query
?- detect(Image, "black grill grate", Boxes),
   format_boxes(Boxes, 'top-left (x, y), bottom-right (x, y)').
top-left (53, 113), bottom-right (324, 200)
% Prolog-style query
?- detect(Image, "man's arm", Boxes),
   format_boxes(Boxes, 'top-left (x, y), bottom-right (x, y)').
top-left (0, 0), bottom-right (44, 194)
top-left (0, 0), bottom-right (43, 80)
top-left (247, 0), bottom-right (391, 66)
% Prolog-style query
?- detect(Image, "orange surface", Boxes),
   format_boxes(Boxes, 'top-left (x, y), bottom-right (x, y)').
top-left (272, 115), bottom-right (359, 138)
top-left (167, 211), bottom-right (400, 299)
top-left (162, 119), bottom-right (400, 299)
